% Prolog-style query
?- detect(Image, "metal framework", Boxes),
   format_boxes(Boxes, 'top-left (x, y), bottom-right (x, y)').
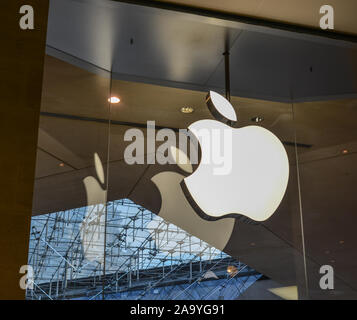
top-left (27, 199), bottom-right (260, 300)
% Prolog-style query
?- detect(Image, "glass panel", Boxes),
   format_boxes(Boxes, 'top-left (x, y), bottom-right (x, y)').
top-left (27, 54), bottom-right (111, 300)
top-left (294, 98), bottom-right (357, 299)
top-left (29, 0), bottom-right (356, 300)
top-left (106, 80), bottom-right (304, 299)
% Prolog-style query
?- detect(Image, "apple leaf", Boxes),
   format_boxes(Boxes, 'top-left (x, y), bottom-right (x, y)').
top-left (94, 152), bottom-right (105, 184)
top-left (209, 91), bottom-right (237, 122)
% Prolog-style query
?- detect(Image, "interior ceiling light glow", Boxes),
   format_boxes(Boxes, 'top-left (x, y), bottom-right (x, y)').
top-left (227, 265), bottom-right (238, 274)
top-left (268, 286), bottom-right (298, 300)
top-left (251, 116), bottom-right (264, 123)
top-left (181, 106), bottom-right (194, 114)
top-left (108, 96), bottom-right (120, 104)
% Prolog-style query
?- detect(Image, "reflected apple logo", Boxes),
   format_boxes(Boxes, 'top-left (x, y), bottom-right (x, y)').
top-left (80, 153), bottom-right (107, 263)
top-left (182, 91), bottom-right (289, 222)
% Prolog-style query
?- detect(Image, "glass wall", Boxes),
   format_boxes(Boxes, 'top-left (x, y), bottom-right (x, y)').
top-left (29, 54), bottom-right (111, 299)
top-left (27, 0), bottom-right (357, 300)
top-left (294, 99), bottom-right (357, 299)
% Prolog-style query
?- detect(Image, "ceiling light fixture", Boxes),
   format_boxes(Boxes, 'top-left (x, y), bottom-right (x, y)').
top-left (227, 265), bottom-right (237, 274)
top-left (108, 96), bottom-right (120, 104)
top-left (251, 116), bottom-right (264, 123)
top-left (181, 106), bottom-right (194, 114)
top-left (342, 149), bottom-right (348, 154)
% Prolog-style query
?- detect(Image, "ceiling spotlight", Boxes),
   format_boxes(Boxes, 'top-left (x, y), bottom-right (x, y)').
top-left (251, 116), bottom-right (264, 123)
top-left (108, 96), bottom-right (120, 104)
top-left (181, 106), bottom-right (194, 114)
top-left (227, 265), bottom-right (237, 275)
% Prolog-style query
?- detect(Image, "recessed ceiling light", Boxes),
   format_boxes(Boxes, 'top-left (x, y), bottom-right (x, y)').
top-left (227, 265), bottom-right (237, 274)
top-left (108, 96), bottom-right (120, 104)
top-left (181, 106), bottom-right (194, 114)
top-left (251, 116), bottom-right (264, 123)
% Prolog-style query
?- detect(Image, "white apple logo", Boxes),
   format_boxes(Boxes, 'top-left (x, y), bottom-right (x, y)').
top-left (182, 91), bottom-right (289, 222)
top-left (150, 144), bottom-right (235, 251)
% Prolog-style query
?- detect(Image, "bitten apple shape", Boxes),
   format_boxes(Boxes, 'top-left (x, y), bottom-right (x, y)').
top-left (182, 91), bottom-right (289, 222)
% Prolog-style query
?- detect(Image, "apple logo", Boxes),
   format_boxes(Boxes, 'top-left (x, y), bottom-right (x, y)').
top-left (80, 153), bottom-right (107, 263)
top-left (150, 144), bottom-right (235, 251)
top-left (182, 91), bottom-right (289, 222)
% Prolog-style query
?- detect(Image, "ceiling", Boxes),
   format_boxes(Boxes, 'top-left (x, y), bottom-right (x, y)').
top-left (40, 55), bottom-right (357, 153)
top-left (155, 0), bottom-right (357, 36)
top-left (47, 0), bottom-right (357, 103)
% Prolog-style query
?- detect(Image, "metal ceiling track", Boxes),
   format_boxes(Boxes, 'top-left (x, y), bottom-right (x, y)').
top-left (223, 47), bottom-right (230, 102)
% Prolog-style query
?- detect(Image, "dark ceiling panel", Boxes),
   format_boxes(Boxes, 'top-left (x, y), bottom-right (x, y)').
top-left (47, 0), bottom-right (357, 102)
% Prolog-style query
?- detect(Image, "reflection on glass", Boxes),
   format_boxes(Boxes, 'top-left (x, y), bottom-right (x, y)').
top-left (27, 199), bottom-right (261, 300)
